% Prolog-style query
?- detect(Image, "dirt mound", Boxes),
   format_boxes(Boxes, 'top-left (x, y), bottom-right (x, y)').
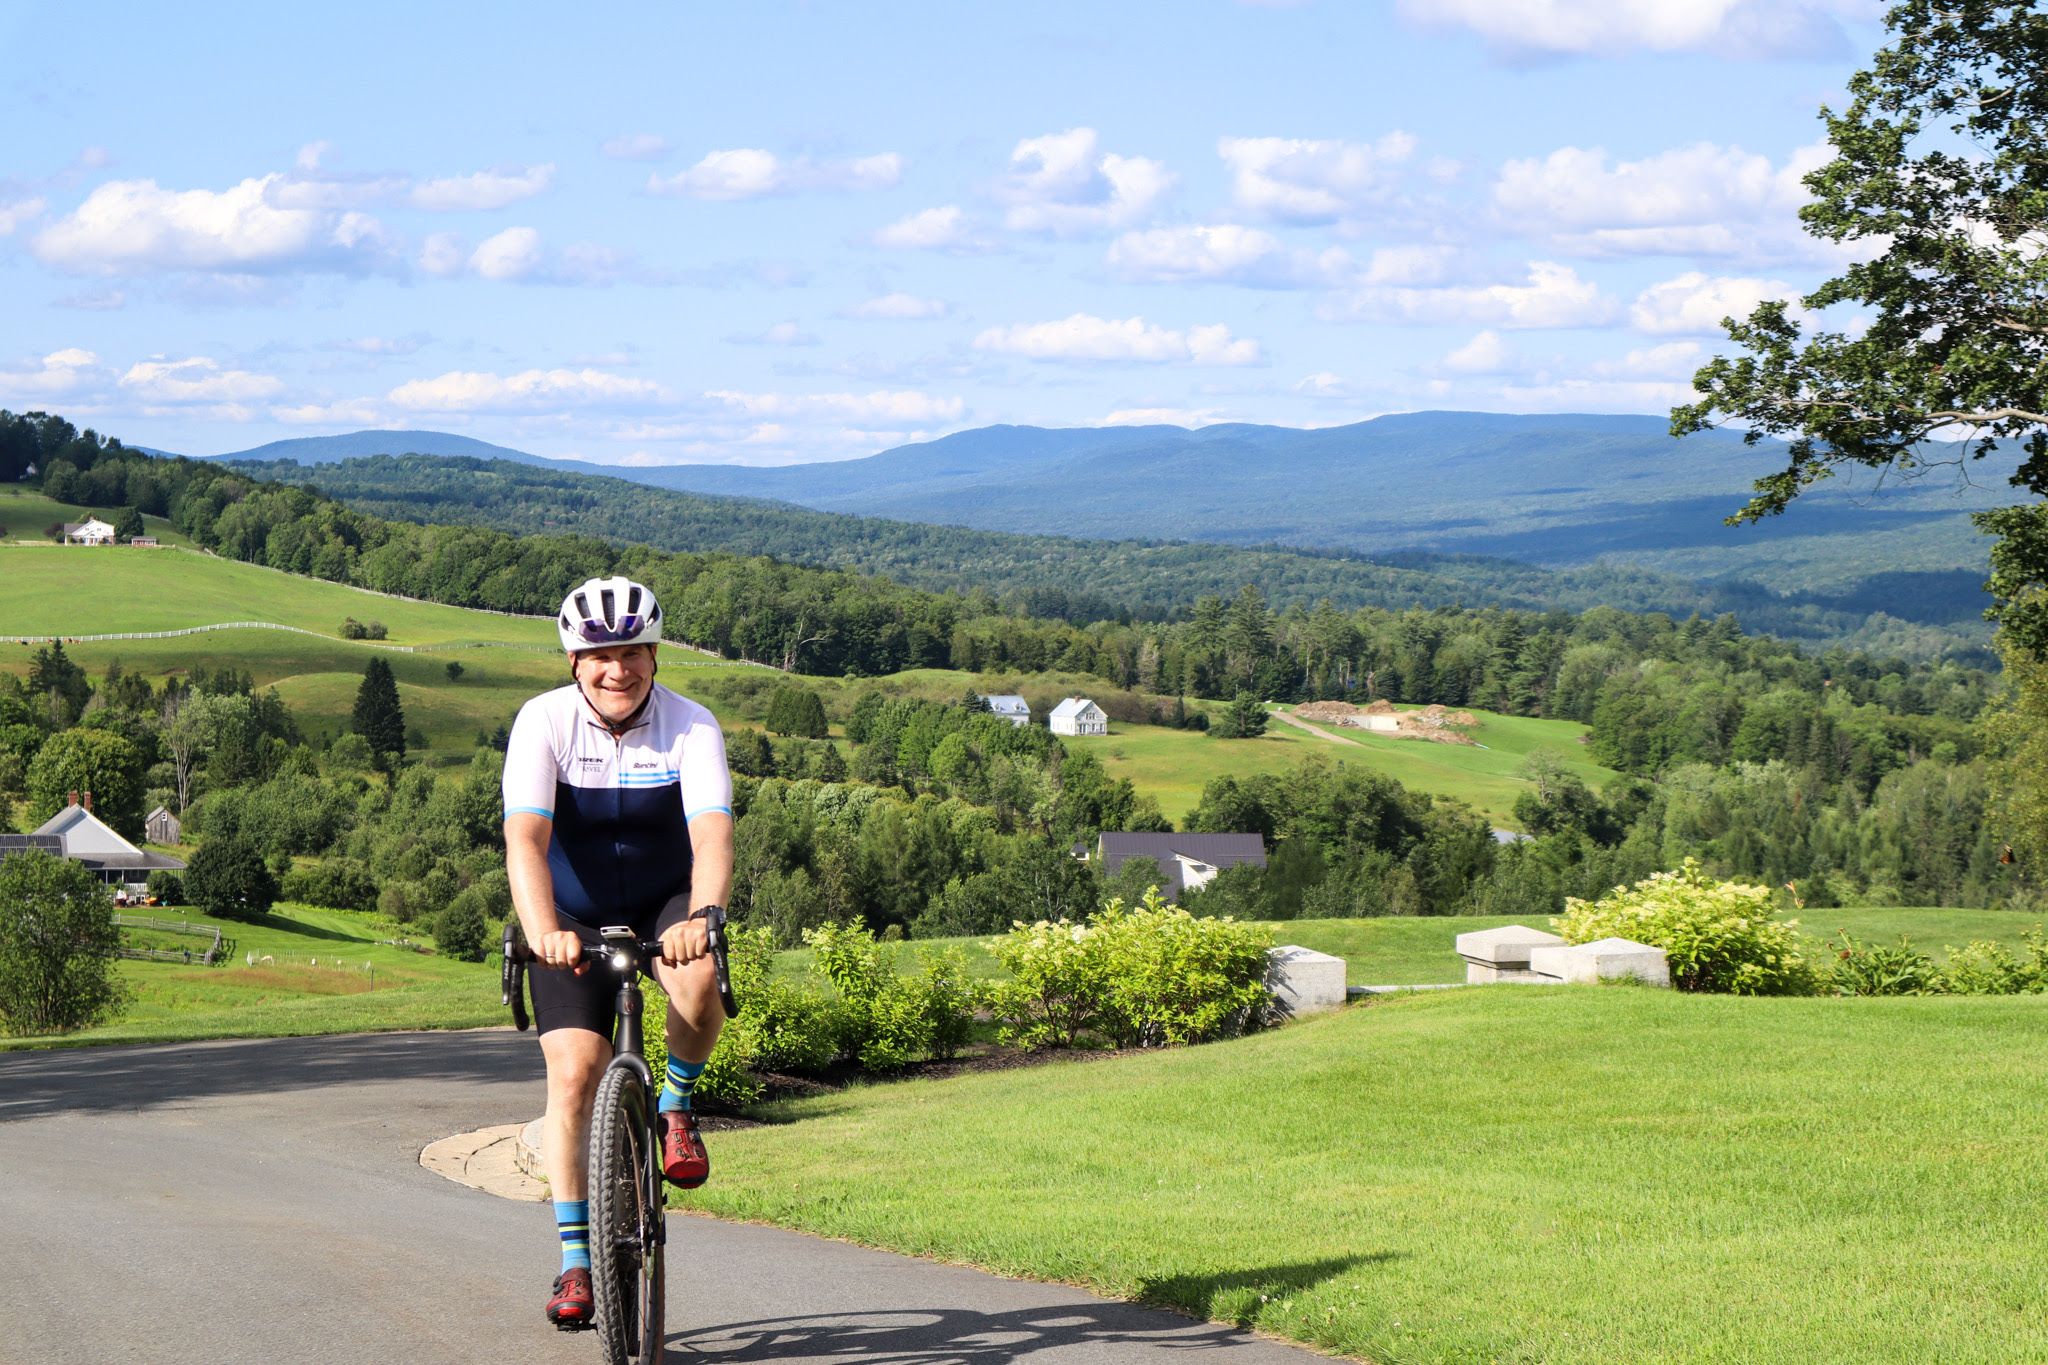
top-left (1296, 700), bottom-right (1366, 723)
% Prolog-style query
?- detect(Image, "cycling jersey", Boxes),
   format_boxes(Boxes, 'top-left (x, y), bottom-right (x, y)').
top-left (502, 682), bottom-right (732, 928)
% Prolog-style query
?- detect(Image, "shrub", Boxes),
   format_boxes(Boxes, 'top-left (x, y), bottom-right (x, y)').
top-left (184, 835), bottom-right (279, 922)
top-left (433, 891), bottom-right (490, 963)
top-left (803, 920), bottom-right (978, 1070)
top-left (0, 850), bottom-right (125, 1035)
top-left (1936, 932), bottom-right (2048, 995)
top-left (1554, 859), bottom-right (1815, 995)
top-left (990, 890), bottom-right (1276, 1048)
top-left (655, 923), bottom-right (780, 1108)
top-left (145, 870), bottom-right (184, 907)
top-left (1827, 931), bottom-right (1938, 996)
top-left (280, 857), bottom-right (377, 912)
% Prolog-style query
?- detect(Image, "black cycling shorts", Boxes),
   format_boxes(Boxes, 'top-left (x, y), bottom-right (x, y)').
top-left (527, 899), bottom-right (695, 1040)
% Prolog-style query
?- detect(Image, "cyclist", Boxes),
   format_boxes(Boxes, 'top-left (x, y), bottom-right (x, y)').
top-left (501, 575), bottom-right (734, 1330)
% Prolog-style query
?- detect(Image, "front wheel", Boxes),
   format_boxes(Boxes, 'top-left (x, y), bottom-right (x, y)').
top-left (589, 1065), bottom-right (664, 1364)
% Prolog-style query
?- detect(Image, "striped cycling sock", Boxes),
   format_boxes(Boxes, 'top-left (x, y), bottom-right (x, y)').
top-left (658, 1056), bottom-right (705, 1114)
top-left (555, 1199), bottom-right (590, 1273)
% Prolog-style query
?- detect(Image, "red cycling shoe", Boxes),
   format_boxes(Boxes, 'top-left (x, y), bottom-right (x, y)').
top-left (661, 1109), bottom-right (709, 1187)
top-left (546, 1268), bottom-right (594, 1330)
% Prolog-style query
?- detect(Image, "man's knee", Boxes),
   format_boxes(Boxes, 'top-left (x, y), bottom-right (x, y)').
top-left (542, 1033), bottom-right (611, 1103)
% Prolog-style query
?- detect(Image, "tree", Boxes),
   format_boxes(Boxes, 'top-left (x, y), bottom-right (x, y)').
top-left (351, 658), bottom-right (406, 769)
top-left (0, 850), bottom-right (124, 1035)
top-left (1673, 4), bottom-right (2048, 556)
top-left (27, 641), bottom-right (91, 725)
top-left (112, 506), bottom-right (144, 540)
top-left (184, 835), bottom-right (279, 921)
top-left (444, 660), bottom-right (465, 682)
top-left (26, 728), bottom-right (145, 838)
top-left (766, 684), bottom-right (828, 738)
top-left (1211, 692), bottom-right (1269, 739)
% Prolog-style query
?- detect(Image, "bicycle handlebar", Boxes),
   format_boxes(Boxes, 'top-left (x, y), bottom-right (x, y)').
top-left (501, 906), bottom-right (741, 1032)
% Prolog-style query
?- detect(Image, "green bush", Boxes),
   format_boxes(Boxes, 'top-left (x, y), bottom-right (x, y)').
top-left (279, 857), bottom-right (376, 911)
top-left (1827, 931), bottom-right (1938, 996)
top-left (144, 870), bottom-right (184, 906)
top-left (184, 835), bottom-right (279, 922)
top-left (1936, 932), bottom-right (2048, 995)
top-left (1553, 858), bottom-right (1816, 995)
top-left (990, 890), bottom-right (1275, 1048)
top-left (0, 850), bottom-right (125, 1034)
top-left (803, 921), bottom-right (980, 1071)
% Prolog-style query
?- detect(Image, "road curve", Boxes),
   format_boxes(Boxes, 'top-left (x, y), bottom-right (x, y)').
top-left (0, 1030), bottom-right (1334, 1364)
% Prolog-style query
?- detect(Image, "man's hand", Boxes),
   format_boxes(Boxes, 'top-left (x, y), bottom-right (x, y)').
top-left (659, 914), bottom-right (711, 966)
top-left (536, 929), bottom-right (589, 975)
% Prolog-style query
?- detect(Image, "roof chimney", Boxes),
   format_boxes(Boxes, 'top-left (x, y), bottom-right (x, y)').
top-left (83, 790), bottom-right (93, 812)
top-left (67, 790), bottom-right (78, 807)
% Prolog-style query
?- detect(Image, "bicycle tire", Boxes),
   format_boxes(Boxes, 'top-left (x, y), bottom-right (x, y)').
top-left (588, 1065), bottom-right (662, 1363)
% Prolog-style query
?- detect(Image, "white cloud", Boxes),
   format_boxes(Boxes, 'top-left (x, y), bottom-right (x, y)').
top-left (1630, 271), bottom-right (1805, 334)
top-left (0, 197), bottom-right (46, 235)
top-left (603, 133), bottom-right (670, 162)
top-left (998, 128), bottom-right (1173, 236)
top-left (0, 348), bottom-right (103, 403)
top-left (33, 175), bottom-right (393, 276)
top-left (726, 321), bottom-right (821, 347)
top-left (973, 313), bottom-right (1263, 366)
top-left (1359, 244), bottom-right (1462, 285)
top-left (120, 356), bottom-right (284, 403)
top-left (873, 205), bottom-right (990, 252)
top-left (1219, 133), bottom-right (1419, 224)
top-left (411, 164), bottom-right (554, 212)
top-left (295, 142), bottom-right (332, 172)
top-left (1329, 260), bottom-right (1617, 328)
top-left (706, 389), bottom-right (966, 423)
top-left (273, 398), bottom-right (388, 425)
top-left (388, 368), bottom-right (666, 413)
top-left (1493, 140), bottom-right (1833, 258)
top-left (844, 292), bottom-right (951, 320)
top-left (1597, 340), bottom-right (1706, 378)
top-left (1399, 0), bottom-right (1870, 59)
top-left (1106, 224), bottom-right (1352, 287)
top-left (648, 149), bottom-right (902, 200)
top-left (469, 226), bottom-right (545, 281)
top-left (1100, 406), bottom-right (1232, 427)
top-left (419, 232), bottom-right (467, 277)
top-left (1441, 330), bottom-right (1517, 374)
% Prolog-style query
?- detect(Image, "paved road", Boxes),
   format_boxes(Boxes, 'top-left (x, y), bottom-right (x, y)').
top-left (0, 1031), bottom-right (1333, 1364)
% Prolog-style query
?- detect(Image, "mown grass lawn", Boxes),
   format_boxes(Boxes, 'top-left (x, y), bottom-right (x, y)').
top-left (681, 985), bottom-right (2048, 1364)
top-left (0, 489), bottom-right (195, 547)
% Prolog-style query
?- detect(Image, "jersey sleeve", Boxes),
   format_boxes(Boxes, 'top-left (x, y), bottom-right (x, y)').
top-left (501, 698), bottom-right (561, 821)
top-left (679, 710), bottom-right (733, 820)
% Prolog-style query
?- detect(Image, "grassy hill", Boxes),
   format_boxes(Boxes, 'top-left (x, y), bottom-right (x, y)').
top-left (685, 984), bottom-right (2048, 1364)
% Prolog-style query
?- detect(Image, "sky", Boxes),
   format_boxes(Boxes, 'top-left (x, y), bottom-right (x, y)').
top-left (0, 0), bottom-right (1892, 466)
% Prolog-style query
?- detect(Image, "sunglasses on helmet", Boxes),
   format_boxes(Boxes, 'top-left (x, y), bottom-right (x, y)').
top-left (568, 613), bottom-right (649, 645)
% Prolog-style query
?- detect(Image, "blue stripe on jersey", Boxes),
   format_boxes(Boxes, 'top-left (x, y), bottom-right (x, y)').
top-left (686, 804), bottom-right (733, 819)
top-left (505, 805), bottom-right (554, 819)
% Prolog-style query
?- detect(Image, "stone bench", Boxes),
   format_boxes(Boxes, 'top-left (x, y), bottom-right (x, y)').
top-left (1270, 945), bottom-right (1346, 1016)
top-left (1455, 924), bottom-right (1566, 983)
top-left (1528, 937), bottom-right (1670, 987)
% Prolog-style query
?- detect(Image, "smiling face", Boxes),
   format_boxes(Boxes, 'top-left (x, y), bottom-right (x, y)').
top-left (571, 643), bottom-right (656, 726)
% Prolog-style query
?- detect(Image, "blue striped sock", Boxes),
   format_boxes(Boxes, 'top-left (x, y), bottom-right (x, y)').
top-left (659, 1057), bottom-right (705, 1114)
top-left (555, 1199), bottom-right (590, 1273)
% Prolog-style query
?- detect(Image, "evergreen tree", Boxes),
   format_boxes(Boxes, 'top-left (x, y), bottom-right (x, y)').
top-left (351, 658), bottom-right (406, 770)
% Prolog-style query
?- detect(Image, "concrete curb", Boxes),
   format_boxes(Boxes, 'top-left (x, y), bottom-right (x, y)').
top-left (419, 1122), bottom-right (548, 1202)
top-left (516, 1116), bottom-right (544, 1181)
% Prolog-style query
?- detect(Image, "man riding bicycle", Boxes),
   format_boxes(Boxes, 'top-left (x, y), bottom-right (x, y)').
top-left (501, 575), bottom-right (734, 1330)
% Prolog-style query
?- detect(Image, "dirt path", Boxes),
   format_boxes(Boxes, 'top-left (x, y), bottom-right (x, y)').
top-left (1270, 708), bottom-right (1368, 748)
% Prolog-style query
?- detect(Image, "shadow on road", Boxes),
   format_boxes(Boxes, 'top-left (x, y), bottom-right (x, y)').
top-left (671, 1300), bottom-right (1314, 1362)
top-left (0, 1029), bottom-right (538, 1122)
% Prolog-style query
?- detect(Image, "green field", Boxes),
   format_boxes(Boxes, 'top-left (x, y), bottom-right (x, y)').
top-left (682, 986), bottom-right (2048, 1364)
top-left (0, 489), bottom-right (196, 548)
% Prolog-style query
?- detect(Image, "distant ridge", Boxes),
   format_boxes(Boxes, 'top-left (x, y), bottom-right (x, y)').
top-left (207, 429), bottom-right (563, 467)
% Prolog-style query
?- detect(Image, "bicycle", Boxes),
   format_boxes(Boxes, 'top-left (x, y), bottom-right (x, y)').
top-left (501, 908), bottom-right (741, 1365)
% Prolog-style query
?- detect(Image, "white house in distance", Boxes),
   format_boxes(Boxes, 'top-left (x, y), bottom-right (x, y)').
top-left (0, 793), bottom-right (186, 898)
top-left (1050, 697), bottom-right (1108, 736)
top-left (986, 694), bottom-right (1031, 728)
top-left (60, 517), bottom-right (117, 545)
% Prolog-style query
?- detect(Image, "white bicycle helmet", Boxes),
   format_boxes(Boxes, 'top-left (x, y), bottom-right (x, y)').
top-left (557, 576), bottom-right (664, 653)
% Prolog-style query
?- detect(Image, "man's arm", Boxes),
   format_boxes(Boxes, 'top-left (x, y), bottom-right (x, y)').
top-left (506, 811), bottom-right (586, 972)
top-left (658, 811), bottom-right (734, 965)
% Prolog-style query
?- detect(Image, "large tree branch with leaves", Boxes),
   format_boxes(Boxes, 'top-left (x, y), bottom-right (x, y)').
top-left (1673, 3), bottom-right (2048, 650)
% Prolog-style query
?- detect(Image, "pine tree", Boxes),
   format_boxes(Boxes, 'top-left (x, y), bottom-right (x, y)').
top-left (352, 658), bottom-right (406, 770)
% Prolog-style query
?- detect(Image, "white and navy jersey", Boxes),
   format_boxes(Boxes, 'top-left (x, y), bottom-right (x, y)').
top-left (502, 682), bottom-right (733, 927)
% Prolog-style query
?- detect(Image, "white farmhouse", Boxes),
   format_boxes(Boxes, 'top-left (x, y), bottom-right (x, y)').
top-left (985, 694), bottom-right (1031, 728)
top-left (0, 792), bottom-right (186, 898)
top-left (61, 517), bottom-right (117, 545)
top-left (1049, 697), bottom-right (1108, 736)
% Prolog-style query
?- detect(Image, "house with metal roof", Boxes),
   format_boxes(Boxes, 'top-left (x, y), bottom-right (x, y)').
top-left (985, 694), bottom-right (1031, 728)
top-left (1050, 697), bottom-right (1108, 736)
top-left (1094, 831), bottom-right (1266, 901)
top-left (0, 794), bottom-right (187, 895)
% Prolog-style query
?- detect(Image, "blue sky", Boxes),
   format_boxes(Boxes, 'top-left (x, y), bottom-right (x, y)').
top-left (0, 0), bottom-right (1889, 465)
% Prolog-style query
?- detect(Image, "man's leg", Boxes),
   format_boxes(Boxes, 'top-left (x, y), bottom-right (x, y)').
top-left (653, 955), bottom-right (724, 1186)
top-left (539, 1027), bottom-right (609, 1327)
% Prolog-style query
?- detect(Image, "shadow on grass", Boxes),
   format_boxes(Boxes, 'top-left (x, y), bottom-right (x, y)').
top-left (1141, 1254), bottom-right (1401, 1328)
top-left (672, 1299), bottom-right (1330, 1362)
